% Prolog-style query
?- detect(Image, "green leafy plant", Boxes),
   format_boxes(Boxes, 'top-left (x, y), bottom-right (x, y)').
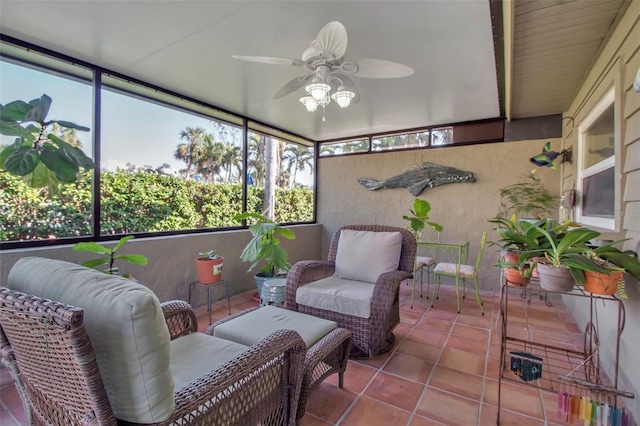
top-left (520, 226), bottom-right (609, 284)
top-left (198, 249), bottom-right (220, 260)
top-left (497, 176), bottom-right (557, 219)
top-left (233, 211), bottom-right (296, 277)
top-left (73, 236), bottom-right (148, 277)
top-left (402, 198), bottom-right (443, 240)
top-left (0, 94), bottom-right (95, 194)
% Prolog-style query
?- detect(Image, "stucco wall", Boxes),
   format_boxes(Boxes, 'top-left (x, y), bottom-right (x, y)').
top-left (316, 138), bottom-right (560, 290)
top-left (0, 224), bottom-right (322, 307)
top-left (561, 2), bottom-right (640, 416)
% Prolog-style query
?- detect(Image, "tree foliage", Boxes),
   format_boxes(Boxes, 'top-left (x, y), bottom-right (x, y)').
top-left (0, 169), bottom-right (313, 242)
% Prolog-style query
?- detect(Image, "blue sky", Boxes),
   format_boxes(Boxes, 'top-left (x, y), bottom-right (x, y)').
top-left (1, 60), bottom-right (313, 185)
top-left (1, 61), bottom-right (235, 175)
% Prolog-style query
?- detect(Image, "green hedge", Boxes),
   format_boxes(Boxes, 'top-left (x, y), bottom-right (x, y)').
top-left (1, 171), bottom-right (313, 242)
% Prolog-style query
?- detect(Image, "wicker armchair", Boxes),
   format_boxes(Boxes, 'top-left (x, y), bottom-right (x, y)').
top-left (285, 225), bottom-right (416, 357)
top-left (1, 257), bottom-right (307, 426)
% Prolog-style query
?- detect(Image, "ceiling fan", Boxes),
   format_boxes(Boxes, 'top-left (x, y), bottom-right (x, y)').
top-left (233, 21), bottom-right (414, 119)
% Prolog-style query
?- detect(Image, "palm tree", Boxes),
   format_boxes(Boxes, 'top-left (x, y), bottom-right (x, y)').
top-left (284, 144), bottom-right (314, 188)
top-left (222, 143), bottom-right (243, 182)
top-left (195, 138), bottom-right (225, 182)
top-left (248, 133), bottom-right (265, 187)
top-left (174, 126), bottom-right (209, 179)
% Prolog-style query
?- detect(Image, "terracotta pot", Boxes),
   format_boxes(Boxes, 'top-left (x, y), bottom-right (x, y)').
top-left (536, 263), bottom-right (575, 292)
top-left (503, 249), bottom-right (519, 265)
top-left (196, 256), bottom-right (224, 284)
top-left (504, 267), bottom-right (529, 287)
top-left (583, 270), bottom-right (622, 296)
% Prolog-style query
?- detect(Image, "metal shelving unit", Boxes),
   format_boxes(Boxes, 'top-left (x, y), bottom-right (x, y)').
top-left (497, 280), bottom-right (633, 424)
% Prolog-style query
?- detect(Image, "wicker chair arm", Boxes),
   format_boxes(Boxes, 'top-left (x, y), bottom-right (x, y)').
top-left (161, 300), bottom-right (198, 340)
top-left (170, 329), bottom-right (306, 426)
top-left (285, 260), bottom-right (336, 311)
top-left (368, 270), bottom-right (412, 355)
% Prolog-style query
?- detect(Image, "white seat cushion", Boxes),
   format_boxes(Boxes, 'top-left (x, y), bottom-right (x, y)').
top-left (8, 257), bottom-right (174, 423)
top-left (416, 256), bottom-right (436, 268)
top-left (434, 262), bottom-right (477, 277)
top-left (170, 333), bottom-right (248, 389)
top-left (213, 306), bottom-right (336, 349)
top-left (296, 275), bottom-right (374, 319)
top-left (334, 230), bottom-right (402, 283)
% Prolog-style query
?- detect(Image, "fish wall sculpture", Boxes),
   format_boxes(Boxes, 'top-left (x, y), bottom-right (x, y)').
top-left (358, 162), bottom-right (476, 196)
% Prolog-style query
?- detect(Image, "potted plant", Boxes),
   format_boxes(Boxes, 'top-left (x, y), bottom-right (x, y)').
top-left (73, 235), bottom-right (148, 278)
top-left (402, 198), bottom-right (443, 241)
top-left (520, 226), bottom-right (607, 292)
top-left (196, 250), bottom-right (224, 284)
top-left (489, 214), bottom-right (546, 286)
top-left (233, 211), bottom-right (296, 297)
top-left (402, 198), bottom-right (443, 306)
top-left (577, 242), bottom-right (640, 298)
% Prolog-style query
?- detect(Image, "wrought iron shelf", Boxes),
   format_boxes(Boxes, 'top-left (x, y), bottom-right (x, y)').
top-left (497, 281), bottom-right (633, 424)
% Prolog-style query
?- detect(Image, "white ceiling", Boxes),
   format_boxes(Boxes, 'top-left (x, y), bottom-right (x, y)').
top-left (0, 1), bottom-right (501, 141)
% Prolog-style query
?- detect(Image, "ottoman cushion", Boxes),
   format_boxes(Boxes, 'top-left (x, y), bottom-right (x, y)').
top-left (213, 306), bottom-right (337, 348)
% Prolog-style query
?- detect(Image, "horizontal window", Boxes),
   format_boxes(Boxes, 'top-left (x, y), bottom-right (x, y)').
top-left (0, 39), bottom-right (314, 247)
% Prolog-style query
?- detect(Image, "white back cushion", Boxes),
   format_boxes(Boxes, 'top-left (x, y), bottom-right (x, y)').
top-left (8, 257), bottom-right (174, 423)
top-left (334, 230), bottom-right (402, 283)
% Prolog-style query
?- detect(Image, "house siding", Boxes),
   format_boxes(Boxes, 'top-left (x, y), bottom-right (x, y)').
top-left (562, 1), bottom-right (640, 417)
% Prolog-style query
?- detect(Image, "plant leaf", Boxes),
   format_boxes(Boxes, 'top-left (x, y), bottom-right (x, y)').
top-left (47, 134), bottom-right (95, 169)
top-left (73, 241), bottom-right (112, 254)
top-left (25, 95), bottom-right (52, 123)
top-left (81, 258), bottom-right (111, 268)
top-left (114, 254), bottom-right (148, 265)
top-left (0, 100), bottom-right (30, 122)
top-left (113, 235), bottom-right (134, 253)
top-left (52, 120), bottom-right (90, 132)
top-left (273, 227), bottom-right (296, 239)
top-left (40, 144), bottom-right (79, 182)
top-left (4, 147), bottom-right (39, 176)
top-left (0, 120), bottom-right (27, 138)
top-left (598, 251), bottom-right (640, 281)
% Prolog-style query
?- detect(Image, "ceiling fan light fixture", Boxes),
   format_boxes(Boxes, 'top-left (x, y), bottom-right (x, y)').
top-left (305, 81), bottom-right (331, 101)
top-left (331, 87), bottom-right (355, 108)
top-left (299, 96), bottom-right (318, 112)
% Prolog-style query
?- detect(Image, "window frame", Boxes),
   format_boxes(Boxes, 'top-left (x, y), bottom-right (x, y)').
top-left (575, 86), bottom-right (621, 231)
top-left (0, 36), bottom-right (315, 249)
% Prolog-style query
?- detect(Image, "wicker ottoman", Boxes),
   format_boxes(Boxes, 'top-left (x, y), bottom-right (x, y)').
top-left (207, 306), bottom-right (352, 422)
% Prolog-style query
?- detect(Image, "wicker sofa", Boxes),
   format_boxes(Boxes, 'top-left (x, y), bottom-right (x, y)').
top-left (0, 257), bottom-right (306, 426)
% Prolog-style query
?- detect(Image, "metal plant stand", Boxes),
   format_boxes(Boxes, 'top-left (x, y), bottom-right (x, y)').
top-left (497, 282), bottom-right (633, 424)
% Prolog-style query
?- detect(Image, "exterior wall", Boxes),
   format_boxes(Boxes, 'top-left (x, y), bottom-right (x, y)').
top-left (317, 139), bottom-right (560, 290)
top-left (561, 2), bottom-right (640, 416)
top-left (0, 224), bottom-right (322, 306)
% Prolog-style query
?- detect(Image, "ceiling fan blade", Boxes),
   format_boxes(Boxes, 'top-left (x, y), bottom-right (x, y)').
top-left (332, 74), bottom-right (360, 104)
top-left (311, 21), bottom-right (348, 60)
top-left (232, 55), bottom-right (304, 66)
top-left (347, 58), bottom-right (414, 78)
top-left (273, 73), bottom-right (314, 99)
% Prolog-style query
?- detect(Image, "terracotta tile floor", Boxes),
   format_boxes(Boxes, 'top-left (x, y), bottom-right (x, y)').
top-left (0, 281), bottom-right (635, 425)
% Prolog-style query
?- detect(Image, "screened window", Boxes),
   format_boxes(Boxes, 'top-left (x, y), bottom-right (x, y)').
top-left (0, 56), bottom-right (94, 242)
top-left (319, 139), bottom-right (369, 156)
top-left (248, 131), bottom-right (314, 223)
top-left (0, 39), bottom-right (315, 247)
top-left (372, 131), bottom-right (430, 151)
top-left (576, 87), bottom-right (618, 230)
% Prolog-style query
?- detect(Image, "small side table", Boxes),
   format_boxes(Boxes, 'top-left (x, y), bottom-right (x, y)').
top-left (188, 279), bottom-right (231, 324)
